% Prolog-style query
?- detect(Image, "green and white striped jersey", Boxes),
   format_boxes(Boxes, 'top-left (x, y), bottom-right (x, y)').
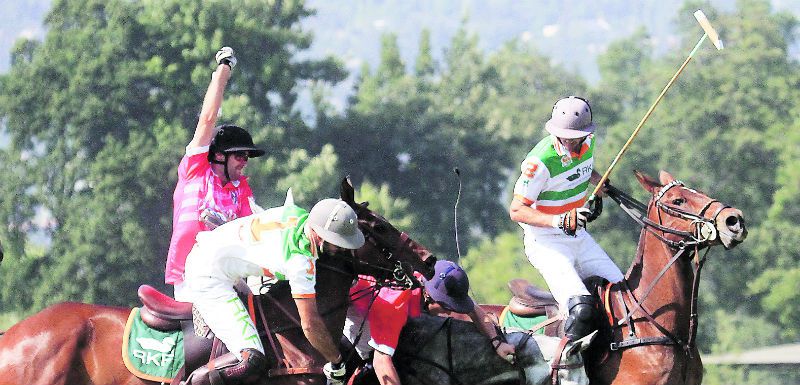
top-left (513, 134), bottom-right (595, 234)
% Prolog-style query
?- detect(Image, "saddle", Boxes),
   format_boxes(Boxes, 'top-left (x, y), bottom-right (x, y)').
top-left (137, 284), bottom-right (326, 383)
top-left (504, 279), bottom-right (562, 336)
top-left (507, 279), bottom-right (559, 317)
top-left (504, 277), bottom-right (609, 338)
top-left (137, 285), bottom-right (218, 381)
top-left (138, 285), bottom-right (192, 331)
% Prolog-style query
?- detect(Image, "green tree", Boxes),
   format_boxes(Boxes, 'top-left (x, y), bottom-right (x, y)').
top-left (0, 0), bottom-right (345, 310)
top-left (320, 24), bottom-right (585, 257)
top-left (747, 112), bottom-right (800, 339)
top-left (460, 231), bottom-right (544, 304)
top-left (414, 29), bottom-right (435, 78)
top-left (588, 0), bottom-right (800, 351)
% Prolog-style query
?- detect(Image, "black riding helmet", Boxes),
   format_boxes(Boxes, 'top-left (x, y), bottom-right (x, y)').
top-left (208, 124), bottom-right (265, 181)
top-left (208, 124), bottom-right (265, 162)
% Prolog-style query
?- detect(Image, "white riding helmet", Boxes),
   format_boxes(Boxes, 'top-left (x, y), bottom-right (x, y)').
top-left (307, 199), bottom-right (365, 250)
top-left (544, 96), bottom-right (596, 139)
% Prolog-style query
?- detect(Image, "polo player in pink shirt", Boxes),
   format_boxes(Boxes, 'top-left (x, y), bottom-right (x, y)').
top-left (165, 47), bottom-right (265, 300)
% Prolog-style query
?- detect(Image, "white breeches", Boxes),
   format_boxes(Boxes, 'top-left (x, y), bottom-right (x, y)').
top-left (524, 230), bottom-right (624, 312)
top-left (185, 276), bottom-right (264, 359)
top-left (343, 306), bottom-right (373, 360)
top-left (172, 281), bottom-right (191, 302)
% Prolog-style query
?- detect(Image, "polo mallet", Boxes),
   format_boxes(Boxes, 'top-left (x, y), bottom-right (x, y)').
top-left (588, 10), bottom-right (724, 201)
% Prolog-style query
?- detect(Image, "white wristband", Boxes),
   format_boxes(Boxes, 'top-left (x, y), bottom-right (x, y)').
top-left (551, 214), bottom-right (562, 229)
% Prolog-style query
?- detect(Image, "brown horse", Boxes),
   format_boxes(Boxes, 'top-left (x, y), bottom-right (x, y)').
top-left (581, 170), bottom-right (746, 385)
top-left (496, 170), bottom-right (746, 385)
top-left (0, 178), bottom-right (436, 385)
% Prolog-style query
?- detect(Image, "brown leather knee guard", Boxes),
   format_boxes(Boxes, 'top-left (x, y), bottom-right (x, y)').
top-left (183, 348), bottom-right (267, 385)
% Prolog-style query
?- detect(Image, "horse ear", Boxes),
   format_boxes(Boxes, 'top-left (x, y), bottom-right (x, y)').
top-left (340, 176), bottom-right (356, 208)
top-left (634, 170), bottom-right (661, 194)
top-left (658, 170), bottom-right (676, 185)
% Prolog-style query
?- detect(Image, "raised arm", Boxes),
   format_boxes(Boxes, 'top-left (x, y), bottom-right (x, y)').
top-left (187, 47), bottom-right (237, 150)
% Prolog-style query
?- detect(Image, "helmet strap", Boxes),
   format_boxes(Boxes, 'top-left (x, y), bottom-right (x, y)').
top-left (222, 153), bottom-right (232, 184)
top-left (210, 152), bottom-right (232, 184)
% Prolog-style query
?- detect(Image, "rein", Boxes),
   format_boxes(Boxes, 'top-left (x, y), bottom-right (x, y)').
top-left (401, 318), bottom-right (546, 385)
top-left (401, 317), bottom-right (466, 385)
top-left (605, 182), bottom-right (729, 354)
top-left (246, 220), bottom-right (421, 379)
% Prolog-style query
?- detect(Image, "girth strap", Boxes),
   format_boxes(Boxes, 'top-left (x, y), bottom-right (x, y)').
top-left (610, 336), bottom-right (673, 350)
top-left (549, 337), bottom-right (570, 385)
top-left (268, 367), bottom-right (324, 377)
top-left (251, 293), bottom-right (327, 379)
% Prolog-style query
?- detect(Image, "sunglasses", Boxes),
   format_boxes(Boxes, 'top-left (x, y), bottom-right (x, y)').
top-left (230, 151), bottom-right (249, 161)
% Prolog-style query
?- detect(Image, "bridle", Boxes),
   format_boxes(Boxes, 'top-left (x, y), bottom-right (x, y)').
top-left (605, 181), bottom-right (731, 355)
top-left (249, 209), bottom-right (429, 378)
top-left (623, 179), bottom-right (729, 250)
top-left (354, 208), bottom-right (430, 290)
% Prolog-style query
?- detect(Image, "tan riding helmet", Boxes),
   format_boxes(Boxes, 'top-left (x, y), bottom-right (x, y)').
top-left (544, 96), bottom-right (596, 139)
top-left (307, 199), bottom-right (365, 249)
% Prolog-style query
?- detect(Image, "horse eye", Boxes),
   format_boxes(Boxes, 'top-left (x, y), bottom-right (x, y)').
top-left (672, 198), bottom-right (685, 205)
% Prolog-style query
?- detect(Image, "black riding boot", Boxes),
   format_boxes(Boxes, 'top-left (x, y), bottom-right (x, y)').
top-left (563, 295), bottom-right (599, 341)
top-left (182, 348), bottom-right (267, 385)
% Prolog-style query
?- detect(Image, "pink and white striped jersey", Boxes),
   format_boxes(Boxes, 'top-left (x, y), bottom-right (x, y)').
top-left (165, 146), bottom-right (257, 285)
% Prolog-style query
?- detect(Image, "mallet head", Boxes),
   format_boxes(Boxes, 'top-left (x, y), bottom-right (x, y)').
top-left (694, 10), bottom-right (724, 50)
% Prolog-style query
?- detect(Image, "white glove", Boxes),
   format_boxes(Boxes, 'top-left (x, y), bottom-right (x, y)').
top-left (215, 46), bottom-right (237, 69)
top-left (575, 207), bottom-right (590, 231)
top-left (553, 207), bottom-right (591, 236)
top-left (323, 361), bottom-right (347, 385)
top-left (199, 208), bottom-right (230, 230)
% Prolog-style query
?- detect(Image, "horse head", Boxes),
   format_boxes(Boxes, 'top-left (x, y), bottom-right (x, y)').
top-left (635, 170), bottom-right (747, 250)
top-left (339, 177), bottom-right (436, 283)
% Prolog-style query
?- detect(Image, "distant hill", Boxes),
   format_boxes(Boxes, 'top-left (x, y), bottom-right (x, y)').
top-left (1, 1), bottom-right (798, 85)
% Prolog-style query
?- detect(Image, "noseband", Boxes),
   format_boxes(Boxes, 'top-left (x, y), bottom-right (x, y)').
top-left (653, 180), bottom-right (731, 248)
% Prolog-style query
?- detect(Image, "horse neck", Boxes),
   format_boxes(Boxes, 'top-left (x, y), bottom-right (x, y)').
top-left (315, 263), bottom-right (354, 337)
top-left (624, 210), bottom-right (696, 333)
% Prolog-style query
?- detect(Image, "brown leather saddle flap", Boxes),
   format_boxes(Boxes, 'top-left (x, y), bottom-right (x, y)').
top-left (507, 279), bottom-right (559, 317)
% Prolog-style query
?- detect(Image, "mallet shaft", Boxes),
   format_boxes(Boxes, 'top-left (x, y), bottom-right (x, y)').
top-left (590, 34), bottom-right (709, 199)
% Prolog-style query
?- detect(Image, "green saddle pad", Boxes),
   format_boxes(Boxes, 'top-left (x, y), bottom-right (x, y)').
top-left (500, 306), bottom-right (547, 334)
top-left (122, 307), bottom-right (185, 382)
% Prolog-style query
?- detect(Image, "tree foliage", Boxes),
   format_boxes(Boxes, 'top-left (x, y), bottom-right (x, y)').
top-left (1, 2), bottom-right (798, 377)
top-left (0, 0), bottom-right (345, 308)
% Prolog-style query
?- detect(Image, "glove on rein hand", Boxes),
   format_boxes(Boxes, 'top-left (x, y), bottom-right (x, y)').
top-left (323, 361), bottom-right (346, 385)
top-left (557, 207), bottom-right (590, 236)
